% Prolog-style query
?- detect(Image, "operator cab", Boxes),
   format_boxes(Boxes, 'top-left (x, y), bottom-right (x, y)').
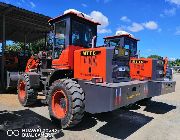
top-left (103, 31), bottom-right (139, 82)
top-left (104, 31), bottom-right (139, 58)
top-left (49, 10), bottom-right (100, 59)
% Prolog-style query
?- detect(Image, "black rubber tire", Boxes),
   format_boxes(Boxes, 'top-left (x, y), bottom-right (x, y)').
top-left (48, 79), bottom-right (85, 129)
top-left (17, 73), bottom-right (38, 107)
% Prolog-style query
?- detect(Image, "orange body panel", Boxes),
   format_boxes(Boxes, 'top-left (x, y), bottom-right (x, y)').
top-left (25, 56), bottom-right (39, 72)
top-left (74, 47), bottom-right (107, 82)
top-left (52, 45), bottom-right (82, 69)
top-left (130, 58), bottom-right (153, 80)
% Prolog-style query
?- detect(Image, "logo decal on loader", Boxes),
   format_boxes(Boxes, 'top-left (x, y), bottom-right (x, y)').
top-left (131, 60), bottom-right (147, 64)
top-left (81, 50), bottom-right (101, 56)
top-left (127, 92), bottom-right (141, 100)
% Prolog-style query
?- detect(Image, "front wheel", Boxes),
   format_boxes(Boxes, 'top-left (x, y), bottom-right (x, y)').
top-left (17, 73), bottom-right (38, 106)
top-left (48, 79), bottom-right (85, 129)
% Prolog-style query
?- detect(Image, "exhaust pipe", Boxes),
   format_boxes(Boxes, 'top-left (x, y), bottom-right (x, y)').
top-left (92, 36), bottom-right (96, 48)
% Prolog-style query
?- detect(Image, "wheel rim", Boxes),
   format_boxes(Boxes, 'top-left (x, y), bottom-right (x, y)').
top-left (18, 80), bottom-right (26, 101)
top-left (52, 89), bottom-right (68, 119)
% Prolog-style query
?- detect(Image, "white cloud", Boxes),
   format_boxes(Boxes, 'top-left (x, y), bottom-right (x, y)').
top-left (29, 1), bottom-right (36, 8)
top-left (98, 29), bottom-right (112, 34)
top-left (90, 11), bottom-right (109, 28)
top-left (164, 8), bottom-right (176, 16)
top-left (161, 8), bottom-right (176, 17)
top-left (116, 26), bottom-right (127, 31)
top-left (81, 3), bottom-right (87, 7)
top-left (117, 21), bottom-right (159, 33)
top-left (120, 16), bottom-right (131, 22)
top-left (175, 27), bottom-right (180, 35)
top-left (90, 11), bottom-right (111, 34)
top-left (143, 21), bottom-right (158, 30)
top-left (166, 0), bottom-right (180, 5)
top-left (127, 22), bottom-right (144, 32)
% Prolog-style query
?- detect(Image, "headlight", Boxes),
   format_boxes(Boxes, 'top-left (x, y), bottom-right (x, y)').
top-left (119, 67), bottom-right (125, 72)
top-left (118, 66), bottom-right (129, 72)
top-left (157, 60), bottom-right (164, 65)
top-left (125, 50), bottom-right (129, 56)
top-left (114, 49), bottom-right (119, 55)
top-left (159, 70), bottom-right (163, 74)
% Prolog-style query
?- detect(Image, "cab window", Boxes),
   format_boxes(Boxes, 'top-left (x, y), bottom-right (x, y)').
top-left (54, 20), bottom-right (66, 59)
top-left (55, 21), bottom-right (66, 46)
top-left (72, 21), bottom-right (83, 46)
top-left (124, 38), bottom-right (137, 57)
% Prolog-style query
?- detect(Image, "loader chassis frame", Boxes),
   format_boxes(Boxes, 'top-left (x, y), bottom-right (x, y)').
top-left (78, 80), bottom-right (175, 114)
top-left (24, 68), bottom-right (176, 114)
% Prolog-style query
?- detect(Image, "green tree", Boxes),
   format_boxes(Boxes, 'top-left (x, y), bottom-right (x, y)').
top-left (29, 39), bottom-right (46, 54)
top-left (5, 39), bottom-right (46, 54)
top-left (147, 55), bottom-right (162, 59)
top-left (170, 59), bottom-right (180, 66)
top-left (5, 43), bottom-right (22, 52)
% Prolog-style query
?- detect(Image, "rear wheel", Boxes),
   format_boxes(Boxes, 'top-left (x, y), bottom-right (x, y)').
top-left (17, 73), bottom-right (38, 106)
top-left (48, 79), bottom-right (85, 129)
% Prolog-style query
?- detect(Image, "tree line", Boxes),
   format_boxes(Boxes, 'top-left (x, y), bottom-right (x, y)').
top-left (147, 55), bottom-right (180, 67)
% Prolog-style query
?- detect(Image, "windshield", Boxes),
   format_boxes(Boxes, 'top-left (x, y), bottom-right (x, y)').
top-left (124, 37), bottom-right (137, 56)
top-left (105, 37), bottom-right (137, 57)
top-left (105, 38), bottom-right (121, 47)
top-left (71, 21), bottom-right (96, 48)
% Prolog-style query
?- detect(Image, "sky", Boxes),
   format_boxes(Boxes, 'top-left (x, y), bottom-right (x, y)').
top-left (0, 0), bottom-right (180, 59)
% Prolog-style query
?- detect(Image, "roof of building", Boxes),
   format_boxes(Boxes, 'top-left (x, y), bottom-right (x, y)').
top-left (0, 2), bottom-right (51, 42)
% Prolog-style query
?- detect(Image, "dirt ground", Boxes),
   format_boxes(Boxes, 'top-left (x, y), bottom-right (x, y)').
top-left (0, 74), bottom-right (180, 140)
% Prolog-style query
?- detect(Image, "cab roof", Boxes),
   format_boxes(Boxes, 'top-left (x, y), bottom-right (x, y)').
top-left (48, 11), bottom-right (101, 25)
top-left (104, 34), bottom-right (140, 41)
